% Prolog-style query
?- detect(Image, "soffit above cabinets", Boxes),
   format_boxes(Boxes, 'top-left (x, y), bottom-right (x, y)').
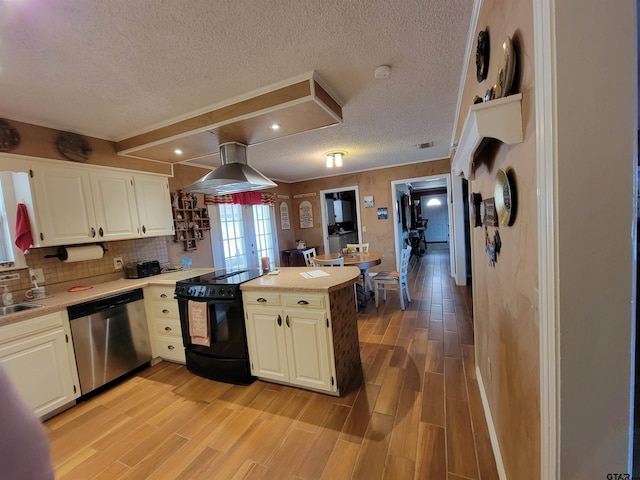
top-left (115, 72), bottom-right (343, 164)
top-left (452, 93), bottom-right (523, 180)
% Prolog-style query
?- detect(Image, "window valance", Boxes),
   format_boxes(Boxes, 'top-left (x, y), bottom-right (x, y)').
top-left (204, 192), bottom-right (276, 206)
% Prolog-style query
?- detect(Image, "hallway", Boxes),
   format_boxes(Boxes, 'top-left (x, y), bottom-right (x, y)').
top-left (45, 244), bottom-right (498, 479)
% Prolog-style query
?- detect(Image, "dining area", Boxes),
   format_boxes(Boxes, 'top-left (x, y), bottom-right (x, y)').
top-left (301, 243), bottom-right (411, 311)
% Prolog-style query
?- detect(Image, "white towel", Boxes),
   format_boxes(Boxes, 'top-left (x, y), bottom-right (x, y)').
top-left (188, 300), bottom-right (210, 347)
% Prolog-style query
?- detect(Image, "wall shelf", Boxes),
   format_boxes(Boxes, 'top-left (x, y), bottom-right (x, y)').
top-left (172, 192), bottom-right (210, 251)
top-left (452, 93), bottom-right (523, 180)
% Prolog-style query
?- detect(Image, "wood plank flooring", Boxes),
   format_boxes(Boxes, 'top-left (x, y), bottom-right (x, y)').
top-left (45, 243), bottom-right (498, 479)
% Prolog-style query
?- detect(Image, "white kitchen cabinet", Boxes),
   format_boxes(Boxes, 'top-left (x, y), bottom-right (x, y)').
top-left (244, 291), bottom-right (335, 393)
top-left (90, 170), bottom-right (140, 241)
top-left (134, 175), bottom-right (174, 237)
top-left (0, 310), bottom-right (80, 419)
top-left (29, 162), bottom-right (173, 246)
top-left (144, 285), bottom-right (185, 363)
top-left (30, 163), bottom-right (97, 246)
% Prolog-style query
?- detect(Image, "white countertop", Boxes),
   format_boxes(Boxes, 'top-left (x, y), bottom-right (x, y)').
top-left (241, 266), bottom-right (360, 293)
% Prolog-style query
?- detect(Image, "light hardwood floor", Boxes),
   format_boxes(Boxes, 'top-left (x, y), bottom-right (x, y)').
top-left (45, 244), bottom-right (498, 479)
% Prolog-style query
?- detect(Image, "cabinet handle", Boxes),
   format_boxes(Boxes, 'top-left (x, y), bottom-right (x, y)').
top-left (164, 326), bottom-right (172, 332)
top-left (99, 227), bottom-right (104, 237)
top-left (297, 300), bottom-right (309, 305)
top-left (277, 315), bottom-right (282, 326)
top-left (167, 345), bottom-right (175, 350)
top-left (286, 315), bottom-right (290, 328)
top-left (90, 227), bottom-right (96, 238)
top-left (160, 293), bottom-right (168, 298)
top-left (257, 297), bottom-right (267, 303)
top-left (142, 225), bottom-right (147, 234)
top-left (162, 309), bottom-right (170, 314)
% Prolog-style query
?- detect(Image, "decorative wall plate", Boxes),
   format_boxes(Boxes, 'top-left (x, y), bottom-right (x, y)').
top-left (0, 119), bottom-right (20, 152)
top-left (494, 36), bottom-right (515, 98)
top-left (56, 132), bottom-right (92, 162)
top-left (494, 168), bottom-right (516, 226)
top-left (475, 29), bottom-right (490, 82)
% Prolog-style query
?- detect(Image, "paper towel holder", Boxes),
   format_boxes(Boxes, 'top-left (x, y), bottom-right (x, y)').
top-left (45, 243), bottom-right (108, 261)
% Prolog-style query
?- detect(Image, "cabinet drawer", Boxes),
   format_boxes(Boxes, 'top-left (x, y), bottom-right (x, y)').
top-left (148, 301), bottom-right (179, 319)
top-left (243, 290), bottom-right (281, 306)
top-left (155, 337), bottom-right (185, 363)
top-left (146, 286), bottom-right (176, 302)
top-left (154, 318), bottom-right (182, 338)
top-left (282, 293), bottom-right (326, 309)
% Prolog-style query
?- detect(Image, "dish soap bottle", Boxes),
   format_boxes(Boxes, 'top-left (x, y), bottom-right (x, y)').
top-left (2, 285), bottom-right (13, 306)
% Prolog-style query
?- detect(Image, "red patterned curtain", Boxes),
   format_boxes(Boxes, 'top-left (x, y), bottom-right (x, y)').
top-left (204, 192), bottom-right (276, 206)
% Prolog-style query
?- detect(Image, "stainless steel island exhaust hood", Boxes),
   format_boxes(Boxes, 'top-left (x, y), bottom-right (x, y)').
top-left (183, 142), bottom-right (277, 195)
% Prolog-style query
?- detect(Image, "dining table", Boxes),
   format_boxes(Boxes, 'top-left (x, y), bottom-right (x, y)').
top-left (314, 251), bottom-right (383, 292)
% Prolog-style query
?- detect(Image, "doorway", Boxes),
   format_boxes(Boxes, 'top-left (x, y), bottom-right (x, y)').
top-left (319, 186), bottom-right (362, 254)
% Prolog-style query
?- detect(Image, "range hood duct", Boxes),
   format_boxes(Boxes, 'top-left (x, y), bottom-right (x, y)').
top-left (183, 142), bottom-right (277, 195)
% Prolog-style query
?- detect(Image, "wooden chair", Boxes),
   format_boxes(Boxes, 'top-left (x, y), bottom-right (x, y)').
top-left (374, 246), bottom-right (411, 310)
top-left (302, 248), bottom-right (317, 267)
top-left (347, 243), bottom-right (372, 290)
top-left (312, 257), bottom-right (345, 267)
top-left (346, 243), bottom-right (369, 252)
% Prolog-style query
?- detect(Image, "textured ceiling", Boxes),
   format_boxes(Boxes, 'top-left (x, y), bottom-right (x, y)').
top-left (0, 0), bottom-right (474, 183)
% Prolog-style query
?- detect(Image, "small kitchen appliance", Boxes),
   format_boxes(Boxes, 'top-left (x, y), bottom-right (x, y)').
top-left (174, 268), bottom-right (264, 384)
top-left (124, 260), bottom-right (161, 279)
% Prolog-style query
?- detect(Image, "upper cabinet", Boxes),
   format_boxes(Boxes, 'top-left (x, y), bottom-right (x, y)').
top-left (29, 160), bottom-right (173, 246)
top-left (133, 175), bottom-right (174, 237)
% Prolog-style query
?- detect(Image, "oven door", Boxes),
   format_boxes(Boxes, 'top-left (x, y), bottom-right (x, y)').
top-left (177, 296), bottom-right (248, 359)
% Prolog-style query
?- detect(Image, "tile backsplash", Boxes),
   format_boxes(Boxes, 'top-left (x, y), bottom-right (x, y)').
top-left (4, 237), bottom-right (170, 297)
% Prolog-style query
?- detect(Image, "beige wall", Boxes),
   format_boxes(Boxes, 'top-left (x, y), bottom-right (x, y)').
top-left (289, 160), bottom-right (451, 273)
top-left (454, 0), bottom-right (539, 478)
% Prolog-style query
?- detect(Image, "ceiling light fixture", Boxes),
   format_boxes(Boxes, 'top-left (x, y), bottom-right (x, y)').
top-left (325, 151), bottom-right (346, 168)
top-left (174, 148), bottom-right (183, 155)
top-left (270, 123), bottom-right (281, 131)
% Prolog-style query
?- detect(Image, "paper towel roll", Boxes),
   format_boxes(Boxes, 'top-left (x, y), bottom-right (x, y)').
top-left (62, 245), bottom-right (104, 262)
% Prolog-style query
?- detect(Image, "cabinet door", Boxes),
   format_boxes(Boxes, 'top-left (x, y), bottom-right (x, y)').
top-left (244, 306), bottom-right (289, 382)
top-left (30, 164), bottom-right (97, 245)
top-left (90, 171), bottom-right (140, 241)
top-left (133, 175), bottom-right (174, 237)
top-left (0, 313), bottom-right (78, 418)
top-left (284, 309), bottom-right (333, 392)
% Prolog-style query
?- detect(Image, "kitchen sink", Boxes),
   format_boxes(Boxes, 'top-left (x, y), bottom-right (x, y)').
top-left (0, 302), bottom-right (44, 316)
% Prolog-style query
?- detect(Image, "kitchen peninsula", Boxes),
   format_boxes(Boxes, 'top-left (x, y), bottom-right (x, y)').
top-left (241, 266), bottom-right (361, 395)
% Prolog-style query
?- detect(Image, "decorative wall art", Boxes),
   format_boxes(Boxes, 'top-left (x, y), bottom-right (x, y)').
top-left (299, 200), bottom-right (313, 228)
top-left (470, 192), bottom-right (483, 227)
top-left (280, 202), bottom-right (290, 230)
top-left (56, 132), bottom-right (92, 162)
top-left (476, 29), bottom-right (490, 82)
top-left (481, 198), bottom-right (499, 227)
top-left (364, 196), bottom-right (374, 208)
top-left (485, 226), bottom-right (502, 267)
top-left (494, 168), bottom-right (517, 226)
top-left (377, 207), bottom-right (388, 220)
top-left (0, 119), bottom-right (20, 152)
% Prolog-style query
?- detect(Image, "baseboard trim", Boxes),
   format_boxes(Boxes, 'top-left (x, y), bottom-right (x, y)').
top-left (476, 366), bottom-right (508, 479)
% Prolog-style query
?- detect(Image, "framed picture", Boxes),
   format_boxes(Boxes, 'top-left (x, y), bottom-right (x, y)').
top-left (364, 196), bottom-right (374, 208)
top-left (482, 198), bottom-right (498, 226)
top-left (377, 207), bottom-right (388, 219)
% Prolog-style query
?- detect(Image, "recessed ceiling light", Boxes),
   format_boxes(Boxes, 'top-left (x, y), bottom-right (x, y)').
top-left (174, 149), bottom-right (183, 155)
top-left (270, 123), bottom-right (281, 130)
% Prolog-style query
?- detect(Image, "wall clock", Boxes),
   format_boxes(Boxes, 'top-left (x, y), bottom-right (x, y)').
top-left (0, 119), bottom-right (20, 152)
top-left (494, 168), bottom-right (516, 226)
top-left (56, 132), bottom-right (92, 162)
top-left (476, 29), bottom-right (490, 82)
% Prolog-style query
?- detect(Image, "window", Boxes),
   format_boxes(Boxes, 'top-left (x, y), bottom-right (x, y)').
top-left (210, 203), bottom-right (278, 271)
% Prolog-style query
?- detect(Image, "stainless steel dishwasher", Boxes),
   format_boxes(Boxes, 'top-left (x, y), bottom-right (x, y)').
top-left (67, 288), bottom-right (151, 396)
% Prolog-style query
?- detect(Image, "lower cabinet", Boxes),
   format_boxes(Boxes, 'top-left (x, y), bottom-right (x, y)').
top-left (244, 291), bottom-right (336, 393)
top-left (144, 285), bottom-right (185, 363)
top-left (0, 311), bottom-right (80, 418)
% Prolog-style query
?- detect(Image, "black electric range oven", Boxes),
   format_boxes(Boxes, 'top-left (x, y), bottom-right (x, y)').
top-left (174, 268), bottom-right (263, 385)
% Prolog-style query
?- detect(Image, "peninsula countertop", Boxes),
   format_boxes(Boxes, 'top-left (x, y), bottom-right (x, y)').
top-left (241, 266), bottom-right (360, 293)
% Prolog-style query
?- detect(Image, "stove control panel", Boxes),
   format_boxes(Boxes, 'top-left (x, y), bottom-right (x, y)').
top-left (174, 284), bottom-right (239, 299)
